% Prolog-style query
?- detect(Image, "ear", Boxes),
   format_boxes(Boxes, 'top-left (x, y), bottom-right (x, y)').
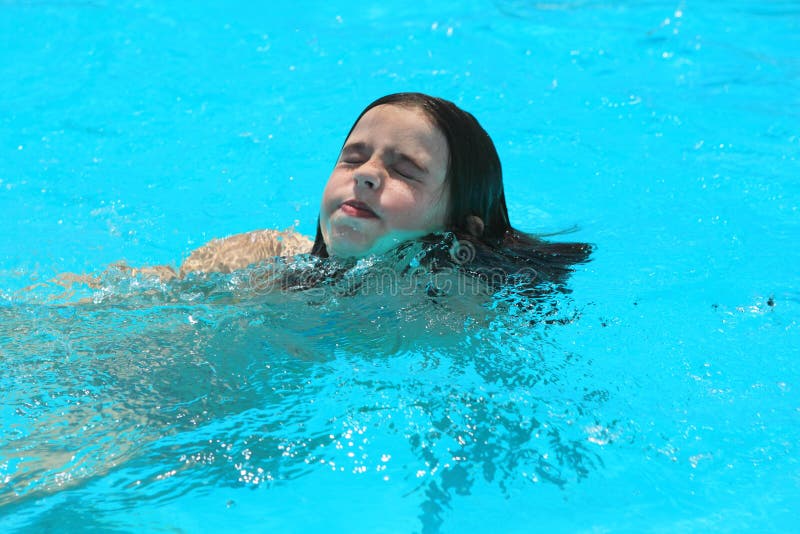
top-left (464, 215), bottom-right (485, 237)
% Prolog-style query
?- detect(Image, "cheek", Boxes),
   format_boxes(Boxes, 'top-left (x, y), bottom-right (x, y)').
top-left (425, 197), bottom-right (449, 229)
top-left (380, 186), bottom-right (417, 214)
top-left (385, 187), bottom-right (448, 228)
top-left (320, 173), bottom-right (340, 217)
top-left (421, 186), bottom-right (450, 228)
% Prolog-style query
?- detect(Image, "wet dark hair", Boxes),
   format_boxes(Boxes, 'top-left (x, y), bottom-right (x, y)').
top-left (310, 92), bottom-right (592, 287)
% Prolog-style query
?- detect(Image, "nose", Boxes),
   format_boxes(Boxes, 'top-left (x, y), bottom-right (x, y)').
top-left (353, 158), bottom-right (385, 190)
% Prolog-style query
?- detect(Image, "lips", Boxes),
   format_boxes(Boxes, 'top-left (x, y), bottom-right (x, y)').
top-left (340, 199), bottom-right (378, 218)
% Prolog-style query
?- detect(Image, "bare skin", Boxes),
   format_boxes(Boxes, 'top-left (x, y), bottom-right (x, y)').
top-left (320, 104), bottom-right (450, 258)
top-left (40, 104), bottom-right (452, 292)
top-left (177, 228), bottom-right (312, 277)
top-left (126, 104), bottom-right (451, 280)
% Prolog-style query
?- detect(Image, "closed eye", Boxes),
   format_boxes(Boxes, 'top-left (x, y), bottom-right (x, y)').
top-left (395, 153), bottom-right (427, 180)
top-left (339, 143), bottom-right (369, 166)
top-left (392, 166), bottom-right (418, 180)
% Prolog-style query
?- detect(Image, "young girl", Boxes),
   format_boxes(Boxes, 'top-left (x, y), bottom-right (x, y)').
top-left (175, 92), bottom-right (591, 288)
top-left (7, 94), bottom-right (592, 512)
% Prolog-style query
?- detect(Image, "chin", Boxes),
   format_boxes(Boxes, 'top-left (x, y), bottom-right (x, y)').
top-left (323, 222), bottom-right (379, 258)
top-left (325, 238), bottom-right (375, 259)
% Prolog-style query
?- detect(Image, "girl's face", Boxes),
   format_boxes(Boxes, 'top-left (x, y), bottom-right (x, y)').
top-left (320, 104), bottom-right (450, 258)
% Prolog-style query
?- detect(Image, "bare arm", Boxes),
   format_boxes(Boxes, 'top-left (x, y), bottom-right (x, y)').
top-left (178, 229), bottom-right (313, 277)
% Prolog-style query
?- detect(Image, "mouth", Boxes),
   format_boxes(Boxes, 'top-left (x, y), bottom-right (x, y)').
top-left (339, 199), bottom-right (378, 219)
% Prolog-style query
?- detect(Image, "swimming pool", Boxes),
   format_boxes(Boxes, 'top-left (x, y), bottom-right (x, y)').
top-left (1, 0), bottom-right (798, 531)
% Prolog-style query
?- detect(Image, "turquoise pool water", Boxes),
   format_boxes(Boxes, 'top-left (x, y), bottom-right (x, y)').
top-left (1, 0), bottom-right (799, 531)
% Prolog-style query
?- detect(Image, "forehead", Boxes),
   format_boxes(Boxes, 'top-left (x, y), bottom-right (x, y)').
top-left (347, 104), bottom-right (444, 150)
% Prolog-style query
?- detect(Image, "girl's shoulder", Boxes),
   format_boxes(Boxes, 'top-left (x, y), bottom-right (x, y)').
top-left (179, 229), bottom-right (313, 277)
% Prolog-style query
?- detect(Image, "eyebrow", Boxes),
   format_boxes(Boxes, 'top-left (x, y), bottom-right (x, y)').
top-left (341, 142), bottom-right (368, 156)
top-left (341, 142), bottom-right (429, 175)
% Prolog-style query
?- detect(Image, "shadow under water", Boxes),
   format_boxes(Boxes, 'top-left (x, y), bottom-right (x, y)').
top-left (0, 244), bottom-right (609, 531)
